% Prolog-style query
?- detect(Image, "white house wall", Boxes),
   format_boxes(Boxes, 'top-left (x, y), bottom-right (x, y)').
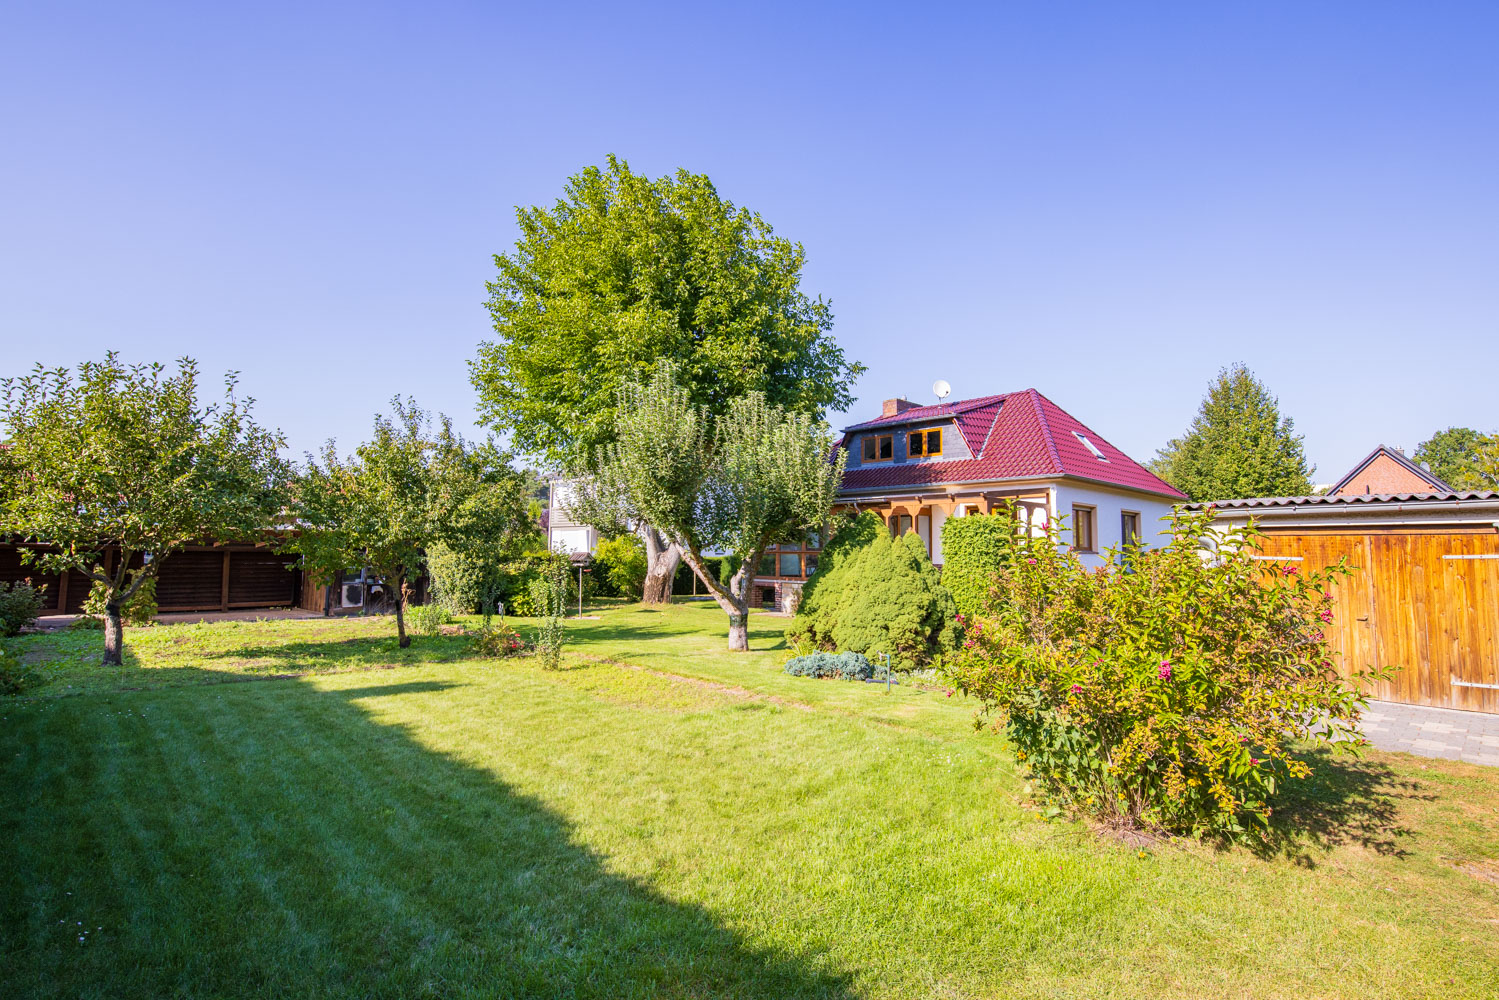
top-left (1049, 482), bottom-right (1177, 568)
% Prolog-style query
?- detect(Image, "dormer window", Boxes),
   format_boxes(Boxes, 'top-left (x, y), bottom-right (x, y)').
top-left (861, 434), bottom-right (894, 462)
top-left (908, 428), bottom-right (942, 457)
top-left (1073, 431), bottom-right (1108, 461)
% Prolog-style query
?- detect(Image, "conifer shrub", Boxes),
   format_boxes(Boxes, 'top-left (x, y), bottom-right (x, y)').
top-left (788, 512), bottom-right (957, 669)
top-left (945, 508), bottom-right (1383, 842)
top-left (783, 650), bottom-right (875, 680)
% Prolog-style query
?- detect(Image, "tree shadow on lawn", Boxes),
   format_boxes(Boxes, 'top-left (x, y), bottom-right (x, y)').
top-left (195, 633), bottom-right (478, 671)
top-left (566, 607), bottom-right (789, 651)
top-left (1251, 747), bottom-right (1431, 866)
top-left (4, 675), bottom-right (856, 1000)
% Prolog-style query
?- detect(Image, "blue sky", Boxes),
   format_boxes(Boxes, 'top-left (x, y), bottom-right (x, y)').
top-left (3, 2), bottom-right (1496, 481)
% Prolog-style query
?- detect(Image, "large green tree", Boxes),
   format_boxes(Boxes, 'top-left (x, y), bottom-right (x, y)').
top-left (470, 155), bottom-right (862, 602)
top-left (1151, 364), bottom-right (1314, 501)
top-left (573, 365), bottom-right (845, 651)
top-left (288, 399), bottom-right (535, 647)
top-left (1413, 427), bottom-right (1499, 491)
top-left (0, 355), bottom-right (291, 664)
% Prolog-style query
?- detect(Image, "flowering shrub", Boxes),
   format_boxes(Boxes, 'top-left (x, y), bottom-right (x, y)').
top-left (471, 619), bottom-right (528, 658)
top-left (945, 507), bottom-right (1384, 842)
top-left (783, 651), bottom-right (875, 681)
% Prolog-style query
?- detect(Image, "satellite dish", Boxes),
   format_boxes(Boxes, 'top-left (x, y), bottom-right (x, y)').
top-left (932, 379), bottom-right (951, 402)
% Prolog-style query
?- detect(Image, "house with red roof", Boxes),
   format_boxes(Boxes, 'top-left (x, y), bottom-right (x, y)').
top-left (752, 389), bottom-right (1186, 611)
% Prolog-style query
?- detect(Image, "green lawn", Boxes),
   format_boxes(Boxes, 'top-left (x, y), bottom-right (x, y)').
top-left (3, 603), bottom-right (1498, 998)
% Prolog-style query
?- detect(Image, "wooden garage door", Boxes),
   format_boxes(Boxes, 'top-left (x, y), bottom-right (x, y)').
top-left (1255, 531), bottom-right (1499, 713)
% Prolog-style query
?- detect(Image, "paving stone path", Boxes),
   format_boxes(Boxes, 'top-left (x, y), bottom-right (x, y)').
top-left (1360, 700), bottom-right (1499, 767)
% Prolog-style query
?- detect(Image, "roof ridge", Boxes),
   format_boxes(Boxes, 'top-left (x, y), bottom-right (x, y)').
top-left (1027, 388), bottom-right (1065, 475)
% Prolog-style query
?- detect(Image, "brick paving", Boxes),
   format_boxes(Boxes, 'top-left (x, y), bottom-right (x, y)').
top-left (1360, 700), bottom-right (1499, 767)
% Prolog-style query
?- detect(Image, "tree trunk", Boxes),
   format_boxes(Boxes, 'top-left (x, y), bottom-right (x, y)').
top-left (679, 549), bottom-right (757, 652)
top-left (394, 573), bottom-right (410, 648)
top-left (727, 607), bottom-right (749, 651)
top-left (641, 526), bottom-right (682, 605)
top-left (102, 601), bottom-right (124, 666)
top-left (322, 573), bottom-right (334, 617)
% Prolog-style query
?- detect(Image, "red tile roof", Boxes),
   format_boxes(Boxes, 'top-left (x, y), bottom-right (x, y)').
top-left (838, 389), bottom-right (1187, 500)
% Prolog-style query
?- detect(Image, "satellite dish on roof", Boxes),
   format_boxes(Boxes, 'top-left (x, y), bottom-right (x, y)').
top-left (932, 379), bottom-right (951, 402)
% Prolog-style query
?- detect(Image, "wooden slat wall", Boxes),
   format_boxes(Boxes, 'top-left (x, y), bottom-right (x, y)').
top-left (154, 551), bottom-right (227, 611)
top-left (226, 551), bottom-right (299, 607)
top-left (1255, 530), bottom-right (1499, 714)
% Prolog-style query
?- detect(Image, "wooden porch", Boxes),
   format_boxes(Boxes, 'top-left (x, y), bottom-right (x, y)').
top-left (835, 489), bottom-right (1051, 563)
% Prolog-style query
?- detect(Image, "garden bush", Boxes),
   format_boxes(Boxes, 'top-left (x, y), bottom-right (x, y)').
top-left (594, 534), bottom-right (647, 599)
top-left (406, 601), bottom-right (452, 636)
top-left (0, 580), bottom-right (46, 637)
top-left (471, 619), bottom-right (527, 658)
top-left (783, 650), bottom-right (875, 681)
top-left (945, 508), bottom-right (1381, 842)
top-left (940, 508), bottom-right (1022, 619)
top-left (788, 512), bottom-right (956, 669)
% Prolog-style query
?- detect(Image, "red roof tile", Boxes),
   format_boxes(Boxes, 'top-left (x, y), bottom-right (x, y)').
top-left (838, 389), bottom-right (1186, 500)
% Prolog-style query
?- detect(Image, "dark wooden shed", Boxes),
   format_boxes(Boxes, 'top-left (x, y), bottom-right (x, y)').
top-left (1, 542), bottom-right (303, 615)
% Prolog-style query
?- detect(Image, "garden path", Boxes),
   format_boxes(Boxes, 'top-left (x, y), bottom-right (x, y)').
top-left (1361, 700), bottom-right (1499, 767)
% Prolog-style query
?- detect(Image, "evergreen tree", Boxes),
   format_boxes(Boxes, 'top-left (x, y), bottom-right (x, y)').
top-left (1151, 364), bottom-right (1313, 501)
top-left (1413, 427), bottom-right (1499, 490)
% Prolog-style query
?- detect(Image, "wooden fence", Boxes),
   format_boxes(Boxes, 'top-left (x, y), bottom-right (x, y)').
top-left (1254, 529), bottom-right (1499, 713)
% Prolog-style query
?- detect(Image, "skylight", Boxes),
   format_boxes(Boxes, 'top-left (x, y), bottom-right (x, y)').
top-left (1073, 431), bottom-right (1108, 461)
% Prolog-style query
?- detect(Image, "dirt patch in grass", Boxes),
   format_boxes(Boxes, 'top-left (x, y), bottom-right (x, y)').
top-left (1454, 858), bottom-right (1499, 886)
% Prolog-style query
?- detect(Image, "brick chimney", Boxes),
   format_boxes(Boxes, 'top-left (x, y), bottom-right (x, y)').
top-left (882, 398), bottom-right (918, 417)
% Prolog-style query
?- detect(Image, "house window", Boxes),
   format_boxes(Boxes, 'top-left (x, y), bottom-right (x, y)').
top-left (1071, 505), bottom-right (1096, 552)
top-left (757, 552), bottom-right (775, 576)
top-left (963, 504), bottom-right (981, 517)
top-left (907, 428), bottom-right (942, 457)
top-left (778, 552), bottom-right (801, 577)
top-left (891, 514), bottom-right (913, 536)
top-left (861, 434), bottom-right (894, 462)
top-left (1121, 511), bottom-right (1141, 546)
top-left (758, 586), bottom-right (776, 608)
top-left (804, 554), bottom-right (819, 575)
top-left (805, 529), bottom-right (822, 550)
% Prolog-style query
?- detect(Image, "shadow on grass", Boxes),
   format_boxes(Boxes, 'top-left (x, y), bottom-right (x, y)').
top-left (1252, 747), bottom-right (1429, 866)
top-left (566, 606), bottom-right (788, 651)
top-left (2, 674), bottom-right (856, 999)
top-left (197, 633), bottom-right (477, 671)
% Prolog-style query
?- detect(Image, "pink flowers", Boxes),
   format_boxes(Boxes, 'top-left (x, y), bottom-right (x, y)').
top-left (1070, 684), bottom-right (1084, 695)
top-left (1158, 660), bottom-right (1172, 680)
top-left (1026, 558), bottom-right (1037, 565)
top-left (946, 689), bottom-right (955, 698)
top-left (1319, 609), bottom-right (1334, 623)
top-left (1281, 564), bottom-right (1298, 577)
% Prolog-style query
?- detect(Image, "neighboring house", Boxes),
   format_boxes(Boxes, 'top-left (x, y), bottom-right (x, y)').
top-left (1329, 444), bottom-right (1450, 496)
top-left (546, 479), bottom-right (598, 556)
top-left (750, 389), bottom-right (1187, 612)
